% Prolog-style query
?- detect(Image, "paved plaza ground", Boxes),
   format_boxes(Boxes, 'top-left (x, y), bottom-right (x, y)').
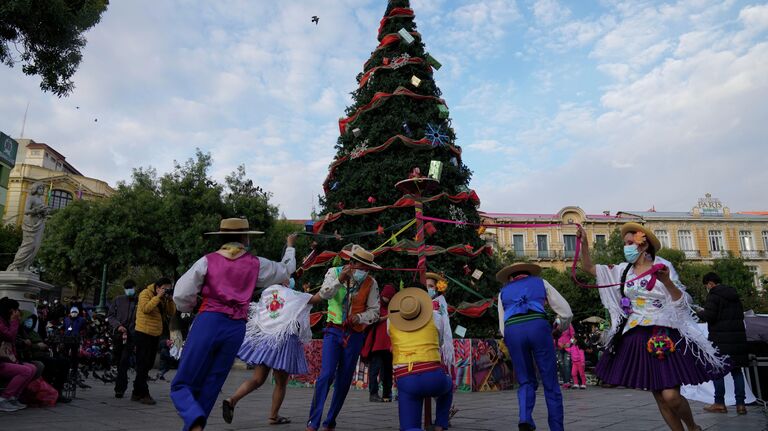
top-left (2, 368), bottom-right (767, 430)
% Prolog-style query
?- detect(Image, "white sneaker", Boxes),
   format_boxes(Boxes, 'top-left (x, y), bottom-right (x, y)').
top-left (0, 398), bottom-right (21, 412)
top-left (580, 385), bottom-right (587, 389)
top-left (8, 398), bottom-right (26, 409)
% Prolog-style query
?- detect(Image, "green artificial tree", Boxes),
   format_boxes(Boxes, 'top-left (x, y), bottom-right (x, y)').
top-left (312, 0), bottom-right (499, 337)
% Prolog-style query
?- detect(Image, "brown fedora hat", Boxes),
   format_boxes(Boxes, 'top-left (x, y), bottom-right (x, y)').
top-left (388, 287), bottom-right (433, 332)
top-left (496, 262), bottom-right (542, 284)
top-left (204, 218), bottom-right (264, 235)
top-left (620, 222), bottom-right (661, 251)
top-left (340, 244), bottom-right (381, 270)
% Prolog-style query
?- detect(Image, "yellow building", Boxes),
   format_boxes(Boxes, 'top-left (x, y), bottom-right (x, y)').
top-left (480, 194), bottom-right (768, 287)
top-left (3, 139), bottom-right (114, 225)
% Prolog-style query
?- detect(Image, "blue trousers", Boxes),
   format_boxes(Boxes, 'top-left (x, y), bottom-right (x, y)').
top-left (170, 312), bottom-right (245, 431)
top-left (504, 319), bottom-right (564, 431)
top-left (396, 369), bottom-right (453, 431)
top-left (307, 326), bottom-right (365, 429)
top-left (713, 367), bottom-right (746, 405)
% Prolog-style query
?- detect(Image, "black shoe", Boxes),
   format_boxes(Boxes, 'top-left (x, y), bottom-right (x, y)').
top-left (223, 399), bottom-right (234, 424)
top-left (130, 393), bottom-right (142, 401)
top-left (139, 395), bottom-right (156, 405)
top-left (115, 392), bottom-right (124, 399)
top-left (57, 395), bottom-right (72, 404)
top-left (369, 394), bottom-right (383, 402)
top-left (519, 423), bottom-right (535, 431)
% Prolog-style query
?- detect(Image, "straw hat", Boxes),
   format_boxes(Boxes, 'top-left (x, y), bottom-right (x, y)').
top-left (425, 272), bottom-right (445, 282)
top-left (340, 244), bottom-right (381, 270)
top-left (620, 222), bottom-right (661, 251)
top-left (388, 288), bottom-right (433, 332)
top-left (496, 262), bottom-right (542, 283)
top-left (204, 218), bottom-right (264, 235)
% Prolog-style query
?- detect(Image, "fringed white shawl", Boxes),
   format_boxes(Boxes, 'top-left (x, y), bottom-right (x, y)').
top-left (244, 285), bottom-right (313, 347)
top-left (433, 295), bottom-right (455, 369)
top-left (598, 258), bottom-right (727, 373)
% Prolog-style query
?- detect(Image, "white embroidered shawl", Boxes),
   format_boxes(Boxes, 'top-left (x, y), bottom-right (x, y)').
top-left (244, 285), bottom-right (313, 346)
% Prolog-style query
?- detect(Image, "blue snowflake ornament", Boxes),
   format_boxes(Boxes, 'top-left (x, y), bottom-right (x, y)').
top-left (425, 123), bottom-right (448, 147)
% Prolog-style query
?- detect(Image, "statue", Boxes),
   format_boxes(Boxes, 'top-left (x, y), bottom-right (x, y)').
top-left (7, 183), bottom-right (51, 272)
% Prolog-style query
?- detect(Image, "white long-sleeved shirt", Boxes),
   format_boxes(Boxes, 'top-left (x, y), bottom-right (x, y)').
top-left (497, 279), bottom-right (573, 335)
top-left (174, 247), bottom-right (296, 313)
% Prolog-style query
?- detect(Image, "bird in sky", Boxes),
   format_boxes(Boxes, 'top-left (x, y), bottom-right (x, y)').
top-left (311, 16), bottom-right (319, 25)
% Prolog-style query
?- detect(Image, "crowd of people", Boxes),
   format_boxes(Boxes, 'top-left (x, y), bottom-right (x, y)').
top-left (0, 217), bottom-right (756, 431)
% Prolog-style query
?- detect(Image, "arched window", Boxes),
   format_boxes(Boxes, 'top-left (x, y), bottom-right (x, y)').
top-left (49, 189), bottom-right (73, 210)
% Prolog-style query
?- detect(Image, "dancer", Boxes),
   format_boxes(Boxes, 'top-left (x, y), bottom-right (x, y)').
top-left (497, 262), bottom-right (573, 431)
top-left (307, 245), bottom-right (381, 431)
top-left (171, 218), bottom-right (296, 431)
top-left (223, 283), bottom-right (324, 425)
top-left (426, 272), bottom-right (457, 420)
top-left (577, 223), bottom-right (726, 431)
top-left (363, 283), bottom-right (397, 403)
top-left (388, 287), bottom-right (453, 431)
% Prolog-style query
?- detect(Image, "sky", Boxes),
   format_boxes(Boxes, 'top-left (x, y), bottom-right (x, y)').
top-left (0, 0), bottom-right (766, 218)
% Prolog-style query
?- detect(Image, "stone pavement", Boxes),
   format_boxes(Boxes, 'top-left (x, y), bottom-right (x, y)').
top-left (2, 369), bottom-right (766, 430)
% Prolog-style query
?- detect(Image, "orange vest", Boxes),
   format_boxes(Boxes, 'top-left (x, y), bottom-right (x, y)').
top-left (326, 274), bottom-right (374, 333)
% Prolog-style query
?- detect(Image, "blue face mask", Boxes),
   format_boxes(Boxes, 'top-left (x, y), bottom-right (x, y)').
top-left (289, 278), bottom-right (296, 290)
top-left (24, 319), bottom-right (34, 329)
top-left (353, 269), bottom-right (368, 283)
top-left (427, 287), bottom-right (437, 299)
top-left (624, 244), bottom-right (641, 263)
top-left (124, 288), bottom-right (135, 297)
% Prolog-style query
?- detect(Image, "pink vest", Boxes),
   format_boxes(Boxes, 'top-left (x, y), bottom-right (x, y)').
top-left (199, 252), bottom-right (261, 320)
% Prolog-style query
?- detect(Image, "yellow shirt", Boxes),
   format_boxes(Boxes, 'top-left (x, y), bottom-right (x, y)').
top-left (389, 320), bottom-right (441, 369)
top-left (135, 284), bottom-right (176, 337)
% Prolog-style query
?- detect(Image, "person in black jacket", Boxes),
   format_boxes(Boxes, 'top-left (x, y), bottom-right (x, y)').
top-left (696, 272), bottom-right (748, 415)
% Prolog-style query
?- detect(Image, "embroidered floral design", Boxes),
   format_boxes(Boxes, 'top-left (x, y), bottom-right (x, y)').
top-left (640, 279), bottom-right (648, 288)
top-left (266, 290), bottom-right (286, 319)
top-left (647, 328), bottom-right (676, 360)
top-left (652, 299), bottom-right (664, 309)
top-left (635, 297), bottom-right (646, 307)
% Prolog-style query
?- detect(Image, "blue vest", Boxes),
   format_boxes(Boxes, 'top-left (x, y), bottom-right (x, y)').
top-left (501, 276), bottom-right (547, 322)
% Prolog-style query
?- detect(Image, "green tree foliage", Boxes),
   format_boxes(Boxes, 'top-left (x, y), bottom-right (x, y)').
top-left (0, 0), bottom-right (109, 96)
top-left (0, 223), bottom-right (22, 269)
top-left (37, 151), bottom-right (280, 298)
top-left (314, 0), bottom-right (498, 336)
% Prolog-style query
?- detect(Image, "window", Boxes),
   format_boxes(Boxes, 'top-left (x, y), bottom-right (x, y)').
top-left (763, 231), bottom-right (768, 251)
top-left (537, 235), bottom-right (549, 259)
top-left (48, 189), bottom-right (72, 210)
top-left (563, 234), bottom-right (577, 258)
top-left (595, 234), bottom-right (606, 246)
top-left (677, 230), bottom-right (694, 250)
top-left (739, 231), bottom-right (755, 250)
top-left (653, 230), bottom-right (670, 249)
top-left (708, 230), bottom-right (725, 257)
top-left (747, 266), bottom-right (761, 288)
top-left (512, 234), bottom-right (524, 256)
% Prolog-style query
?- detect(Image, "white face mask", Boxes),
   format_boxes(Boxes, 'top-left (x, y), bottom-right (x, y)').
top-left (70, 312), bottom-right (78, 318)
top-left (353, 269), bottom-right (368, 283)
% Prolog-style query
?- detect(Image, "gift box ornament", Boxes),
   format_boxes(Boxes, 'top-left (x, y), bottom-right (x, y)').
top-left (367, 196), bottom-right (376, 204)
top-left (424, 222), bottom-right (437, 237)
top-left (402, 121), bottom-right (413, 137)
top-left (398, 28), bottom-right (415, 45)
top-left (471, 269), bottom-right (484, 280)
top-left (425, 53), bottom-right (442, 70)
top-left (462, 264), bottom-right (472, 275)
top-left (449, 157), bottom-right (458, 167)
top-left (437, 104), bottom-right (449, 119)
top-left (352, 128), bottom-right (362, 137)
top-left (383, 57), bottom-right (390, 65)
top-left (428, 160), bottom-right (443, 182)
top-left (411, 75), bottom-right (421, 87)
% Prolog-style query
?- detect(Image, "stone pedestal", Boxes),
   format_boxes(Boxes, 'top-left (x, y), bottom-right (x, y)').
top-left (0, 271), bottom-right (55, 314)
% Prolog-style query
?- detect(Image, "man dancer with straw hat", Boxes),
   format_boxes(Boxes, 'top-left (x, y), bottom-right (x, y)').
top-left (307, 245), bottom-right (381, 431)
top-left (388, 287), bottom-right (454, 431)
top-left (497, 262), bottom-right (573, 431)
top-left (171, 218), bottom-right (297, 431)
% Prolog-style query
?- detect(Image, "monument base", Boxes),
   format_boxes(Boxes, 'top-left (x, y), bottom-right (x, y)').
top-left (0, 271), bottom-right (55, 314)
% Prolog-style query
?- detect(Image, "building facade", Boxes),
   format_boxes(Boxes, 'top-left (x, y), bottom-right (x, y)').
top-left (3, 139), bottom-right (114, 225)
top-left (481, 194), bottom-right (768, 287)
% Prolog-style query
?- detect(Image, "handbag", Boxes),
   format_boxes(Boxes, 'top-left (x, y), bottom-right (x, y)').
top-left (0, 340), bottom-right (17, 363)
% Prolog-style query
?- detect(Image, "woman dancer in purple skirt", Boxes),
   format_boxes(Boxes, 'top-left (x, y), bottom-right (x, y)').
top-left (223, 283), bottom-right (323, 426)
top-left (577, 223), bottom-right (726, 431)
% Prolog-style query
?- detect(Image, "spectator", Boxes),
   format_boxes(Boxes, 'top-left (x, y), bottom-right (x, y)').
top-left (697, 272), bottom-right (749, 415)
top-left (556, 324), bottom-right (575, 388)
top-left (567, 335), bottom-right (587, 389)
top-left (133, 277), bottom-right (176, 404)
top-left (16, 311), bottom-right (71, 403)
top-left (107, 279), bottom-right (138, 399)
top-left (62, 307), bottom-right (86, 375)
top-left (0, 297), bottom-right (37, 412)
top-left (363, 283), bottom-right (397, 402)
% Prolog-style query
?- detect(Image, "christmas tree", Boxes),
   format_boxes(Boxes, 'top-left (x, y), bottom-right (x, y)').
top-left (309, 0), bottom-right (499, 337)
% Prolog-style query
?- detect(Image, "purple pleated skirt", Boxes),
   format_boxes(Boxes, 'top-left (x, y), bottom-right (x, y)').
top-left (237, 333), bottom-right (309, 375)
top-left (596, 325), bottom-right (727, 391)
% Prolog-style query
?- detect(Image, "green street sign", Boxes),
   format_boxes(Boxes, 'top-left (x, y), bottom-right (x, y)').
top-left (0, 132), bottom-right (18, 168)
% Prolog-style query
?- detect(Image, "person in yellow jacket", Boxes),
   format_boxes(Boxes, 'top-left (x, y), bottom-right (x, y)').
top-left (388, 287), bottom-right (453, 431)
top-left (133, 277), bottom-right (176, 404)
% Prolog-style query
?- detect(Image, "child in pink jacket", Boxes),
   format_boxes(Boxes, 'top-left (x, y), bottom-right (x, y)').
top-left (567, 340), bottom-right (586, 389)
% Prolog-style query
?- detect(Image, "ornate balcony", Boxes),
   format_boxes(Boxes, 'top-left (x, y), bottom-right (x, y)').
top-left (683, 250), bottom-right (701, 259)
top-left (740, 250), bottom-right (763, 259)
